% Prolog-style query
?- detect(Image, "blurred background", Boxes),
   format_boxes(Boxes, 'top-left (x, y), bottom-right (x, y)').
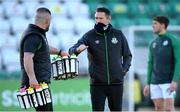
top-left (0, 0), bottom-right (180, 111)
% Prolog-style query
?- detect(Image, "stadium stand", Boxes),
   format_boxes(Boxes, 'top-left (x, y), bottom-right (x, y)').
top-left (0, 0), bottom-right (180, 77)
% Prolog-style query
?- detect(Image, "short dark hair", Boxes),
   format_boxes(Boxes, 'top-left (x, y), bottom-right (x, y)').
top-left (36, 7), bottom-right (51, 15)
top-left (153, 16), bottom-right (169, 29)
top-left (96, 7), bottom-right (111, 17)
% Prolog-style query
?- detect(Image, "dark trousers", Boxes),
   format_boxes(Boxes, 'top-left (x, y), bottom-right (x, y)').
top-left (35, 85), bottom-right (53, 112)
top-left (90, 84), bottom-right (123, 111)
top-left (35, 102), bottom-right (53, 112)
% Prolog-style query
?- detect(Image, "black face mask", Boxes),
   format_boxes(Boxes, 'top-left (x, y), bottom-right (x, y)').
top-left (94, 23), bottom-right (107, 33)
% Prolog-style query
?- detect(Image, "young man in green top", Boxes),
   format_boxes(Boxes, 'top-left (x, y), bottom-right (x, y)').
top-left (143, 16), bottom-right (180, 111)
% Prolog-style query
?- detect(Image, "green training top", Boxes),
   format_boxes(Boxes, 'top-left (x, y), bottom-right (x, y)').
top-left (147, 32), bottom-right (180, 84)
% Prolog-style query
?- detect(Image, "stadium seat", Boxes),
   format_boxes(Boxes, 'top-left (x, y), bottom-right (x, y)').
top-left (86, 1), bottom-right (105, 18)
top-left (65, 0), bottom-right (82, 3)
top-left (73, 17), bottom-right (94, 35)
top-left (0, 33), bottom-right (7, 48)
top-left (23, 1), bottom-right (39, 18)
top-left (148, 1), bottom-right (162, 17)
top-left (107, 0), bottom-right (124, 3)
top-left (1, 48), bottom-right (20, 72)
top-left (10, 17), bottom-right (30, 35)
top-left (67, 2), bottom-right (90, 19)
top-left (57, 32), bottom-right (77, 51)
top-left (3, 1), bottom-right (26, 19)
top-left (48, 0), bottom-right (63, 2)
top-left (173, 1), bottom-right (180, 15)
top-left (108, 3), bottom-right (128, 18)
top-left (169, 18), bottom-right (179, 25)
top-left (0, 3), bottom-right (5, 19)
top-left (45, 2), bottom-right (69, 18)
top-left (0, 18), bottom-right (10, 33)
top-left (114, 16), bottom-right (134, 28)
top-left (135, 17), bottom-right (152, 25)
top-left (46, 33), bottom-right (63, 49)
top-left (128, 2), bottom-right (150, 18)
top-left (1, 34), bottom-right (18, 49)
top-left (52, 17), bottom-right (75, 34)
top-left (127, 0), bottom-right (146, 4)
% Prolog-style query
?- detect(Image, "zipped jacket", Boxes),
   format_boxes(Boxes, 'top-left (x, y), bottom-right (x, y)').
top-left (69, 25), bottom-right (132, 85)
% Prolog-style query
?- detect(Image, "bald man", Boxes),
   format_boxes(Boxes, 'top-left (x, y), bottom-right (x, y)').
top-left (19, 7), bottom-right (68, 111)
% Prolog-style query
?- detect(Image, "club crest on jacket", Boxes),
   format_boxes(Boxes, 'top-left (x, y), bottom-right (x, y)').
top-left (111, 37), bottom-right (118, 44)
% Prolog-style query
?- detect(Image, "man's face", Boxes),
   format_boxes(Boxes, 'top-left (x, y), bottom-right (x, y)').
top-left (45, 15), bottom-right (51, 32)
top-left (152, 20), bottom-right (164, 34)
top-left (95, 12), bottom-right (110, 25)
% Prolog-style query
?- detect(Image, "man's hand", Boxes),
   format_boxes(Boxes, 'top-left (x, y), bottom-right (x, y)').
top-left (76, 44), bottom-right (88, 53)
top-left (143, 85), bottom-right (150, 97)
top-left (29, 76), bottom-right (39, 88)
top-left (170, 81), bottom-right (177, 92)
top-left (60, 51), bottom-right (69, 57)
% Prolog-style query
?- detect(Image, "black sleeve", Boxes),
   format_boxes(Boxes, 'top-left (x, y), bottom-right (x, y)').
top-left (69, 33), bottom-right (89, 55)
top-left (120, 31), bottom-right (132, 72)
top-left (23, 34), bottom-right (42, 53)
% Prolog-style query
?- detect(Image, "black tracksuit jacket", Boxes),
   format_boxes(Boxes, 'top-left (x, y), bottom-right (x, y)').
top-left (69, 25), bottom-right (132, 85)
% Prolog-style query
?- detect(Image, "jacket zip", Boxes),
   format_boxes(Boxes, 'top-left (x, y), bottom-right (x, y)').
top-left (104, 33), bottom-right (110, 85)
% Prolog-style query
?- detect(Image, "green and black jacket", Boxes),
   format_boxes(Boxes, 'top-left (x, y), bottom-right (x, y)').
top-left (69, 24), bottom-right (132, 85)
top-left (147, 32), bottom-right (180, 84)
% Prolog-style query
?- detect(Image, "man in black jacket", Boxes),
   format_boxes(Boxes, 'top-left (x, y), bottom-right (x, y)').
top-left (69, 7), bottom-right (132, 111)
top-left (20, 7), bottom-right (68, 111)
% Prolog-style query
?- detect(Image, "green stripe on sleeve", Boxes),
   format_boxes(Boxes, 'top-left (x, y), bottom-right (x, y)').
top-left (147, 44), bottom-right (153, 84)
top-left (37, 41), bottom-right (42, 50)
top-left (169, 34), bottom-right (180, 82)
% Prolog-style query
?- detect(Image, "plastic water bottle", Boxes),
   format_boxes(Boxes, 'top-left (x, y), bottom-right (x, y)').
top-left (27, 87), bottom-right (38, 108)
top-left (21, 88), bottom-right (31, 109)
top-left (35, 85), bottom-right (46, 106)
top-left (52, 57), bottom-right (58, 79)
top-left (56, 56), bottom-right (64, 76)
top-left (62, 55), bottom-right (70, 74)
top-left (41, 82), bottom-right (52, 103)
top-left (70, 54), bottom-right (77, 73)
top-left (17, 90), bottom-right (25, 109)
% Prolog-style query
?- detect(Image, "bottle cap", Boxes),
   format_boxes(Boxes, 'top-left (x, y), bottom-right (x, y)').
top-left (70, 54), bottom-right (77, 58)
top-left (62, 52), bottom-right (69, 57)
top-left (56, 56), bottom-right (61, 60)
top-left (43, 82), bottom-right (48, 86)
top-left (21, 86), bottom-right (26, 92)
top-left (35, 85), bottom-right (42, 89)
top-left (52, 57), bottom-right (56, 61)
top-left (62, 55), bottom-right (68, 59)
top-left (40, 82), bottom-right (48, 87)
top-left (27, 87), bottom-right (34, 93)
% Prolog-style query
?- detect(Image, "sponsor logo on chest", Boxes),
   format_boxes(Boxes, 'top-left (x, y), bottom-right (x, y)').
top-left (95, 40), bottom-right (100, 44)
top-left (152, 40), bottom-right (169, 48)
top-left (162, 40), bottom-right (168, 46)
top-left (111, 37), bottom-right (118, 44)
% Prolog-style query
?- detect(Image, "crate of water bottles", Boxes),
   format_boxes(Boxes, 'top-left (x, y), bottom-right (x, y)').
top-left (51, 54), bottom-right (79, 80)
top-left (16, 82), bottom-right (52, 109)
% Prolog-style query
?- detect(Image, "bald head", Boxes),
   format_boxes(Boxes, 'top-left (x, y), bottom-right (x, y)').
top-left (35, 7), bottom-right (51, 31)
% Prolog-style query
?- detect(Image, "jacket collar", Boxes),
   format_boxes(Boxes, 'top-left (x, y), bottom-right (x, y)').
top-left (94, 24), bottom-right (112, 35)
top-left (28, 24), bottom-right (46, 35)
